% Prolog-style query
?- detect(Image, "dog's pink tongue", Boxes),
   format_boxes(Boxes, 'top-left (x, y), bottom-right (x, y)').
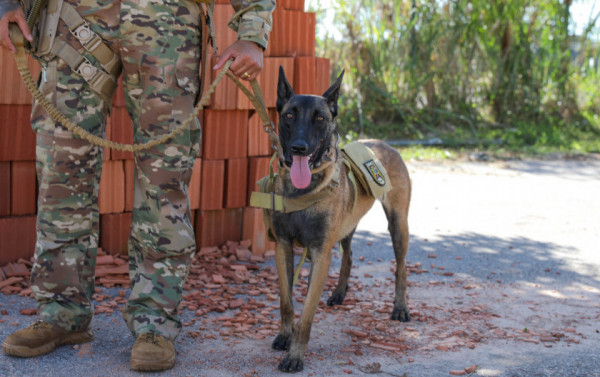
top-left (290, 155), bottom-right (311, 189)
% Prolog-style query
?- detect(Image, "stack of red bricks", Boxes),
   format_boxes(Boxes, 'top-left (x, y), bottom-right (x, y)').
top-left (0, 0), bottom-right (330, 265)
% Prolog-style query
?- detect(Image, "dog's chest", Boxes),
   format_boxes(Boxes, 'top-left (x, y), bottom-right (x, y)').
top-left (272, 210), bottom-right (328, 249)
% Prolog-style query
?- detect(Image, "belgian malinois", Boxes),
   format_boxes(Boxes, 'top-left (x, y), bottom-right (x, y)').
top-left (265, 67), bottom-right (412, 372)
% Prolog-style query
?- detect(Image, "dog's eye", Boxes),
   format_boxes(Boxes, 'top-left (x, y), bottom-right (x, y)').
top-left (286, 113), bottom-right (293, 119)
top-left (316, 116), bottom-right (324, 121)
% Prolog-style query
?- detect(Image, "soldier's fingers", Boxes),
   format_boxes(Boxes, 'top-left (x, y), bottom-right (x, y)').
top-left (15, 14), bottom-right (33, 42)
top-left (213, 51), bottom-right (235, 71)
top-left (230, 56), bottom-right (260, 80)
top-left (0, 22), bottom-right (16, 53)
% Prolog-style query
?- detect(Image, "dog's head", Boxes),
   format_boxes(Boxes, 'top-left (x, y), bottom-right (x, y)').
top-left (276, 66), bottom-right (344, 189)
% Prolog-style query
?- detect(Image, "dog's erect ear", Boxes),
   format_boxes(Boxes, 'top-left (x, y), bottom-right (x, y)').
top-left (277, 66), bottom-right (295, 113)
top-left (322, 70), bottom-right (344, 119)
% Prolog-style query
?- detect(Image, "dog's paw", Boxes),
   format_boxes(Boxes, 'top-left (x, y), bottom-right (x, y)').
top-left (272, 334), bottom-right (291, 351)
top-left (326, 292), bottom-right (346, 306)
top-left (278, 355), bottom-right (304, 373)
top-left (391, 306), bottom-right (411, 322)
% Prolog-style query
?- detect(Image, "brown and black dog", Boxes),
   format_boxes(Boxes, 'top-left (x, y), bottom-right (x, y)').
top-left (265, 67), bottom-right (412, 372)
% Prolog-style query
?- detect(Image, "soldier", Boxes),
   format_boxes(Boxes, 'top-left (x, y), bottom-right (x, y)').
top-left (0, 0), bottom-right (274, 371)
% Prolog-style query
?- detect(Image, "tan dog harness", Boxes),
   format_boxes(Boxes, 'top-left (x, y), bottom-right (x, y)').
top-left (250, 142), bottom-right (392, 241)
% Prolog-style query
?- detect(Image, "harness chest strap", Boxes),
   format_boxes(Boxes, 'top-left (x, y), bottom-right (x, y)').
top-left (249, 155), bottom-right (344, 213)
top-left (34, 0), bottom-right (120, 104)
top-left (59, 2), bottom-right (120, 76)
top-left (49, 38), bottom-right (117, 105)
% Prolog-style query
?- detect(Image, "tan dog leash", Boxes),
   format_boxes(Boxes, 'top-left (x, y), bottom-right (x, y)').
top-left (9, 24), bottom-right (276, 152)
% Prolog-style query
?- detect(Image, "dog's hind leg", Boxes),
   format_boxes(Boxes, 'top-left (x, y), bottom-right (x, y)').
top-left (382, 199), bottom-right (411, 322)
top-left (273, 241), bottom-right (295, 351)
top-left (279, 244), bottom-right (333, 372)
top-left (327, 228), bottom-right (355, 306)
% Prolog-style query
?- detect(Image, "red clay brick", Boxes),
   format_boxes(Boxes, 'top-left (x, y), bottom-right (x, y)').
top-left (109, 107), bottom-right (134, 160)
top-left (202, 110), bottom-right (248, 159)
top-left (247, 109), bottom-right (278, 157)
top-left (0, 162), bottom-right (10, 216)
top-left (0, 105), bottom-right (35, 162)
top-left (213, 5), bottom-right (238, 55)
top-left (243, 207), bottom-right (276, 256)
top-left (103, 114), bottom-right (112, 161)
top-left (294, 57), bottom-right (317, 95)
top-left (200, 159), bottom-right (225, 210)
top-left (189, 158), bottom-right (202, 210)
top-left (210, 56), bottom-right (239, 110)
top-left (265, 6), bottom-right (288, 57)
top-left (285, 11), bottom-right (315, 57)
top-left (0, 216), bottom-right (36, 265)
top-left (225, 158), bottom-right (248, 208)
top-left (10, 161), bottom-right (36, 216)
top-left (280, 0), bottom-right (304, 10)
top-left (195, 208), bottom-right (243, 247)
top-left (315, 57), bottom-right (331, 94)
top-left (99, 160), bottom-right (125, 214)
top-left (247, 156), bottom-right (273, 206)
top-left (0, 52), bottom-right (42, 105)
top-left (112, 76), bottom-right (126, 107)
top-left (100, 212), bottom-right (132, 255)
top-left (123, 160), bottom-right (134, 212)
top-left (239, 58), bottom-right (294, 109)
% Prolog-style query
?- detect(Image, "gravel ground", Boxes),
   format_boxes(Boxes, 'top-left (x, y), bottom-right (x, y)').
top-left (1, 157), bottom-right (599, 377)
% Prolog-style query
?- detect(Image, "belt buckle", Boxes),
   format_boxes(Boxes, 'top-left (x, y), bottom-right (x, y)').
top-left (76, 58), bottom-right (98, 81)
top-left (71, 22), bottom-right (94, 45)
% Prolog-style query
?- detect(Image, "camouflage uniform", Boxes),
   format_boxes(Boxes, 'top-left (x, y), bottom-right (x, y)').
top-left (28, 0), bottom-right (274, 340)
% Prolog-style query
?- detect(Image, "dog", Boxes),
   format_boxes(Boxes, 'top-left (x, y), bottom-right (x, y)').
top-left (264, 67), bottom-right (412, 372)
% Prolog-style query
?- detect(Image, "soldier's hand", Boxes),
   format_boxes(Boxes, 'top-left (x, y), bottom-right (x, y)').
top-left (0, 2), bottom-right (33, 54)
top-left (213, 40), bottom-right (263, 81)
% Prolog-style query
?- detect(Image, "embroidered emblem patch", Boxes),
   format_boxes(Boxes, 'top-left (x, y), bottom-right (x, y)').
top-left (364, 160), bottom-right (386, 186)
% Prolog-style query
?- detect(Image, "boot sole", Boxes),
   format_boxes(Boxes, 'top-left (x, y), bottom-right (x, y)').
top-left (130, 354), bottom-right (176, 371)
top-left (2, 329), bottom-right (94, 358)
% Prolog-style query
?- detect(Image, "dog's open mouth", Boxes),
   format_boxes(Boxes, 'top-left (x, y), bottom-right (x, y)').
top-left (287, 140), bottom-right (324, 189)
top-left (290, 153), bottom-right (314, 189)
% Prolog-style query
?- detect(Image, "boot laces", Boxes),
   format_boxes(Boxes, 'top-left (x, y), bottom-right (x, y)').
top-left (140, 332), bottom-right (159, 345)
top-left (31, 320), bottom-right (52, 330)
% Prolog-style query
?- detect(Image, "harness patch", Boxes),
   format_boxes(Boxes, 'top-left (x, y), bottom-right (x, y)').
top-left (364, 160), bottom-right (386, 186)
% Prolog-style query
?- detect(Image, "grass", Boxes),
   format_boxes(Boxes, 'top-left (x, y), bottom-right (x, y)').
top-left (394, 145), bottom-right (599, 162)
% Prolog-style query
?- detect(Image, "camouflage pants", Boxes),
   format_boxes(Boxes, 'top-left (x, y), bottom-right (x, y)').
top-left (30, 0), bottom-right (202, 340)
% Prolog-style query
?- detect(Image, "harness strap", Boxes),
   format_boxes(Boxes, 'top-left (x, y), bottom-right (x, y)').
top-left (250, 155), bottom-right (361, 214)
top-left (344, 159), bottom-right (358, 212)
top-left (35, 0), bottom-right (62, 57)
top-left (250, 157), bottom-right (342, 213)
top-left (50, 38), bottom-right (117, 105)
top-left (60, 2), bottom-right (120, 76)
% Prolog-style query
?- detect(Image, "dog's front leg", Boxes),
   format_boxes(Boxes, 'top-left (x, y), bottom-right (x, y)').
top-left (273, 241), bottom-right (295, 351)
top-left (279, 245), bottom-right (332, 373)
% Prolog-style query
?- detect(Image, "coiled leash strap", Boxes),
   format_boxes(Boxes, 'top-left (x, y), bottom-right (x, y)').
top-left (9, 24), bottom-right (276, 152)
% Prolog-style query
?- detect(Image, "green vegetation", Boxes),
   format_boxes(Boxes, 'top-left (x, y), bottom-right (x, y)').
top-left (309, 0), bottom-right (600, 154)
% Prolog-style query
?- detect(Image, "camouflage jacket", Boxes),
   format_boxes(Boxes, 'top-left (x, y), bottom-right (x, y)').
top-left (226, 0), bottom-right (275, 50)
top-left (0, 0), bottom-right (275, 50)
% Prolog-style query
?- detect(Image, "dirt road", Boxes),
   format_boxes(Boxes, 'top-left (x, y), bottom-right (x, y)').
top-left (1, 158), bottom-right (599, 376)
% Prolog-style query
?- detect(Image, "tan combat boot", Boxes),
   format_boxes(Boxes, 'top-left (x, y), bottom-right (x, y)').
top-left (130, 332), bottom-right (176, 371)
top-left (2, 320), bottom-right (94, 357)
